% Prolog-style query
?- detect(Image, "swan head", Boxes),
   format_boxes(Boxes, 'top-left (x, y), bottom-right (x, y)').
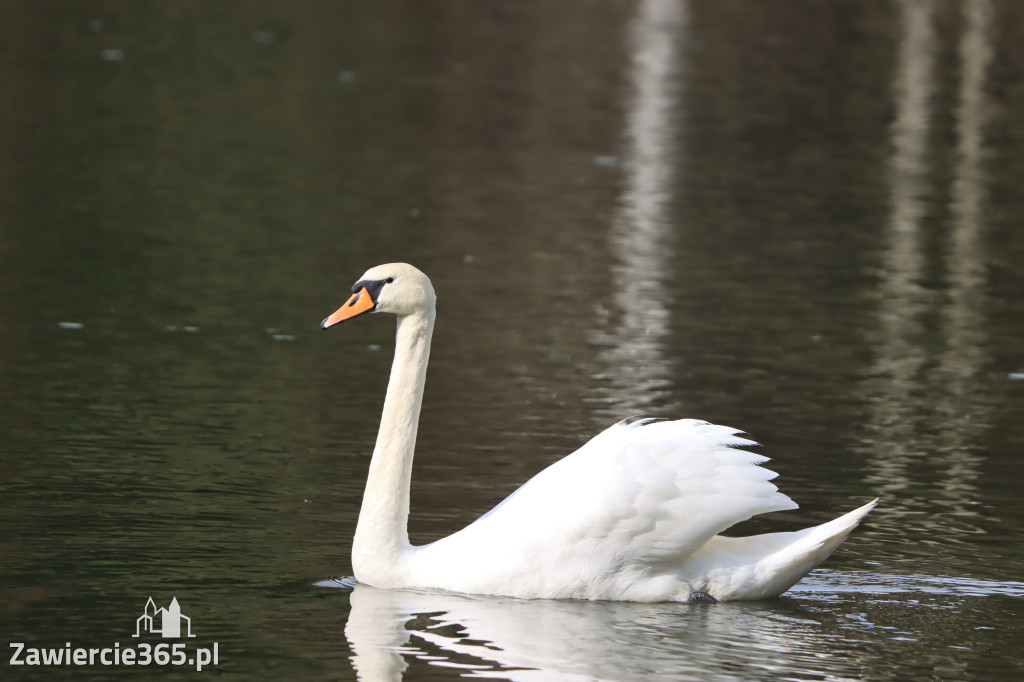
top-left (321, 263), bottom-right (436, 329)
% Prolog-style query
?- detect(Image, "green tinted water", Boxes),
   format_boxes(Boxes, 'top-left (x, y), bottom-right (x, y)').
top-left (2, 1), bottom-right (1023, 680)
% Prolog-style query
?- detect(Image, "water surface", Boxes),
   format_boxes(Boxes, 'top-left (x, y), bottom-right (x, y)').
top-left (2, 1), bottom-right (1023, 680)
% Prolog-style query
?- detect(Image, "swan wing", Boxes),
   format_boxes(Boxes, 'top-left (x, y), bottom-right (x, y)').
top-left (422, 418), bottom-right (797, 587)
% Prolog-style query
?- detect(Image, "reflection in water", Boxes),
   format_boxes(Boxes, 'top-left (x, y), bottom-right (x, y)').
top-left (589, 0), bottom-right (685, 420)
top-left (935, 0), bottom-right (993, 503)
top-left (863, 0), bottom-right (937, 501)
top-left (342, 583), bottom-right (824, 682)
top-left (334, 571), bottom-right (1024, 682)
top-left (863, 0), bottom-right (993, 524)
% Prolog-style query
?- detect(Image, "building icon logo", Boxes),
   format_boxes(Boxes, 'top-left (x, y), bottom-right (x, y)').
top-left (132, 597), bottom-right (196, 638)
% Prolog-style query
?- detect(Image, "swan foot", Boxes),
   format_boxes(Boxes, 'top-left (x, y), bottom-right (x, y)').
top-left (688, 591), bottom-right (718, 604)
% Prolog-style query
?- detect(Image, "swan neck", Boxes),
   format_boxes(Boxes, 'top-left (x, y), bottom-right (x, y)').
top-left (352, 309), bottom-right (434, 581)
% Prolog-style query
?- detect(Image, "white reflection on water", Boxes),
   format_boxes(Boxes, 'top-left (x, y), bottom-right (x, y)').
top-left (861, 0), bottom-right (993, 523)
top-left (322, 570), bottom-right (1024, 682)
top-left (863, 0), bottom-right (937, 501)
top-left (338, 583), bottom-right (829, 682)
top-left (935, 0), bottom-right (993, 502)
top-left (588, 0), bottom-right (685, 420)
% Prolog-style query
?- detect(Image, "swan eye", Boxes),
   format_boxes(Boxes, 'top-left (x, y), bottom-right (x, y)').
top-left (384, 277), bottom-right (395, 284)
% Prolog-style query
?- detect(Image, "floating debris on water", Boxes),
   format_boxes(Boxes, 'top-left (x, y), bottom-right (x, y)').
top-left (58, 322), bottom-right (84, 330)
top-left (337, 70), bottom-right (357, 83)
top-left (100, 48), bottom-right (124, 61)
top-left (593, 155), bottom-right (619, 167)
top-left (368, 344), bottom-right (381, 351)
top-left (1009, 373), bottom-right (1024, 381)
top-left (266, 328), bottom-right (295, 341)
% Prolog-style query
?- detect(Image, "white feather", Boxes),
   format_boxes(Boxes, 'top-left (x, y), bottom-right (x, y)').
top-left (327, 263), bottom-right (877, 601)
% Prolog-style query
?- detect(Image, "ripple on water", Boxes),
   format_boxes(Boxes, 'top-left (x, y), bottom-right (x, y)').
top-left (317, 569), bottom-right (1024, 600)
top-left (788, 569), bottom-right (1024, 599)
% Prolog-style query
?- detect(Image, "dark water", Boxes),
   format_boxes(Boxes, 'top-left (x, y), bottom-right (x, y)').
top-left (3, 1), bottom-right (1024, 680)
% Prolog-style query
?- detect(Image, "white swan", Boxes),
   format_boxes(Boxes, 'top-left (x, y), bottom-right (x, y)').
top-left (322, 263), bottom-right (876, 602)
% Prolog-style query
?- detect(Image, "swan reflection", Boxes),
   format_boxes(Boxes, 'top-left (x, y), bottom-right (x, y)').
top-left (325, 567), bottom-right (1024, 681)
top-left (342, 582), bottom-right (839, 682)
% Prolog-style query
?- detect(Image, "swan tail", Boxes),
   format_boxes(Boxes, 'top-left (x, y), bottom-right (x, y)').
top-left (683, 499), bottom-right (878, 601)
top-left (760, 497), bottom-right (877, 574)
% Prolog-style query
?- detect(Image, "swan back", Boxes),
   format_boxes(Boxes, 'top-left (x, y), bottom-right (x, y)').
top-left (411, 418), bottom-right (803, 600)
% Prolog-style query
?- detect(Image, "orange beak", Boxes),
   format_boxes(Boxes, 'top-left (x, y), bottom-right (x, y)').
top-left (321, 287), bottom-right (377, 329)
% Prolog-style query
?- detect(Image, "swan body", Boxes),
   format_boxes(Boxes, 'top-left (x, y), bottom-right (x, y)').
top-left (322, 263), bottom-right (876, 602)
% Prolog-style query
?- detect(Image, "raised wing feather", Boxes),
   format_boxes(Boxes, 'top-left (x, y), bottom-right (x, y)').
top-left (422, 417), bottom-right (797, 584)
